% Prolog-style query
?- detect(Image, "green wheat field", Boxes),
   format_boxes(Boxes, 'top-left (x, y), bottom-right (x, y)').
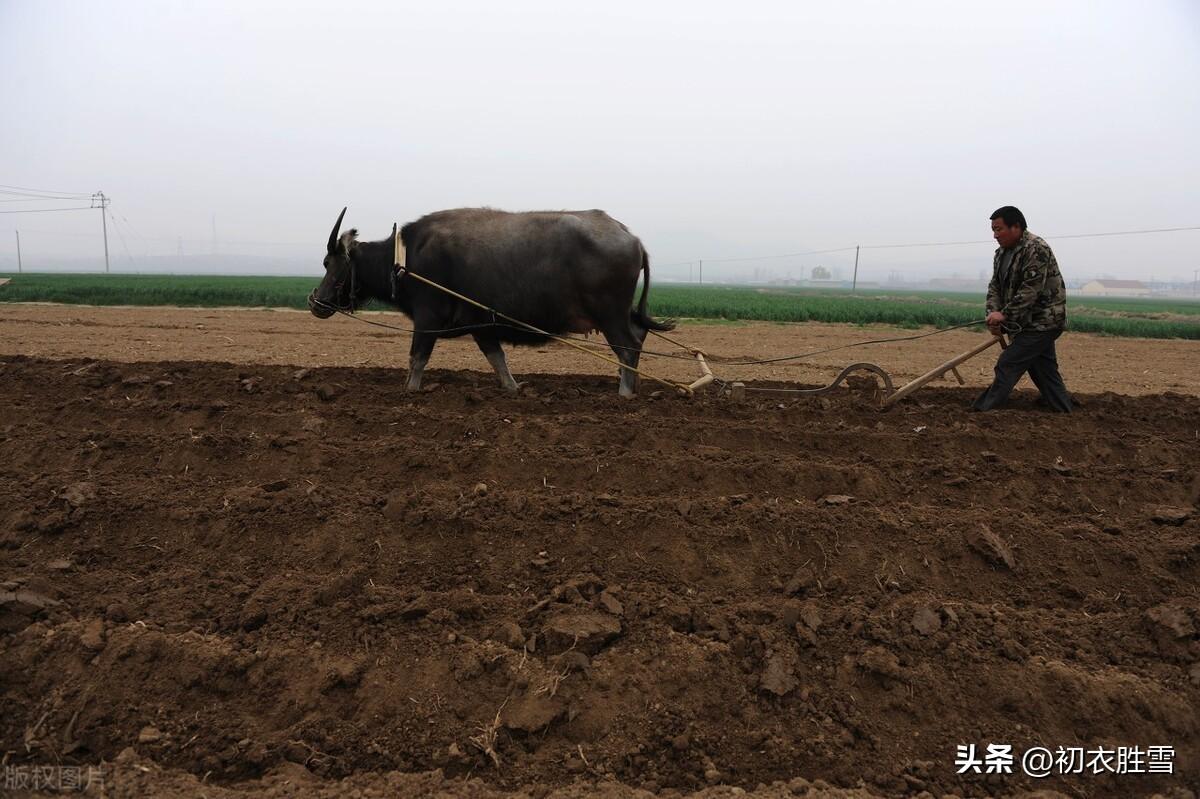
top-left (1, 273), bottom-right (1197, 340)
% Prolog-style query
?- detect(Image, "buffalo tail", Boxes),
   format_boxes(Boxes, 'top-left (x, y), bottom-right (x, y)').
top-left (633, 248), bottom-right (676, 332)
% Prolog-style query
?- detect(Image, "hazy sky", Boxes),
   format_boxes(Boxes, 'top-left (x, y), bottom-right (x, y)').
top-left (2, 0), bottom-right (1198, 283)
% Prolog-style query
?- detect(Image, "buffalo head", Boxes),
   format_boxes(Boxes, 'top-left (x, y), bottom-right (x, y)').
top-left (308, 207), bottom-right (358, 318)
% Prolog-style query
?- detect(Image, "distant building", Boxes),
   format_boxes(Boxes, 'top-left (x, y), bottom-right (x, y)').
top-left (1079, 279), bottom-right (1151, 297)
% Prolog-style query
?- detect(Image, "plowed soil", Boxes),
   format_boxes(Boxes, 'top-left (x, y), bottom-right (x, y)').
top-left (1, 305), bottom-right (1198, 798)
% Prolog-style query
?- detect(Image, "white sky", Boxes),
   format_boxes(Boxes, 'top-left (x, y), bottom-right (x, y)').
top-left (1, 0), bottom-right (1198, 283)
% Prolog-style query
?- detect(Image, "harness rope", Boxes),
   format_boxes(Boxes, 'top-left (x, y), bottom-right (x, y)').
top-left (314, 231), bottom-right (1019, 396)
top-left (395, 268), bottom-right (692, 394)
top-left (318, 291), bottom-right (1013, 363)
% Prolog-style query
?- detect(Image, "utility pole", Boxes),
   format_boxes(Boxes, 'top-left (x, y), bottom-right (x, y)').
top-left (698, 258), bottom-right (703, 285)
top-left (92, 191), bottom-right (110, 273)
top-left (15, 230), bottom-right (21, 273)
top-left (851, 245), bottom-right (860, 292)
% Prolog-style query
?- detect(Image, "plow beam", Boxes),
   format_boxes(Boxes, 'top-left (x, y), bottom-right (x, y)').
top-left (881, 335), bottom-right (1004, 408)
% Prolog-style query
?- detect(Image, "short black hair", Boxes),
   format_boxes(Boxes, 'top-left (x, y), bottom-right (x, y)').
top-left (990, 206), bottom-right (1026, 230)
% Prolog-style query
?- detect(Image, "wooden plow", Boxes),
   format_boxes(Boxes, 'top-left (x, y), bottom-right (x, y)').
top-left (879, 334), bottom-right (1005, 408)
top-left (721, 334), bottom-right (1006, 409)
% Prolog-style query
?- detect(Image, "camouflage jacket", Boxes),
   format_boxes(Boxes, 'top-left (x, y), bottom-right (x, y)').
top-left (986, 230), bottom-right (1067, 332)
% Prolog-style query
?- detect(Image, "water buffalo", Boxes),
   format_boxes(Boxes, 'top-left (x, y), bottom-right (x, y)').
top-left (308, 207), bottom-right (674, 396)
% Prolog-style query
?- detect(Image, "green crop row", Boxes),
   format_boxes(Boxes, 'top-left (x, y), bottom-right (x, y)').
top-left (648, 286), bottom-right (1199, 339)
top-left (2, 273), bottom-right (1197, 339)
top-left (0, 273), bottom-right (315, 309)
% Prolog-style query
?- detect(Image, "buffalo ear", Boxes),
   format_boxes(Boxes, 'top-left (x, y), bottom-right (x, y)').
top-left (327, 207), bottom-right (347, 254)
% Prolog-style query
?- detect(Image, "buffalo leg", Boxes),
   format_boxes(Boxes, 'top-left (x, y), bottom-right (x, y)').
top-left (602, 321), bottom-right (643, 398)
top-left (629, 313), bottom-right (651, 347)
top-left (472, 333), bottom-right (520, 392)
top-left (407, 333), bottom-right (436, 391)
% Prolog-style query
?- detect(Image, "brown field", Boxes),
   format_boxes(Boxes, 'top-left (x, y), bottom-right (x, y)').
top-left (1, 305), bottom-right (1199, 396)
top-left (1, 305), bottom-right (1198, 798)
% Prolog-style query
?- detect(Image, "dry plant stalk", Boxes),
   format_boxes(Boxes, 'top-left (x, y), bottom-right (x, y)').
top-left (468, 699), bottom-right (508, 769)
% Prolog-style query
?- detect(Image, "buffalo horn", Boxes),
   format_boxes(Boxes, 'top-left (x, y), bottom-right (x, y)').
top-left (327, 207), bottom-right (347, 253)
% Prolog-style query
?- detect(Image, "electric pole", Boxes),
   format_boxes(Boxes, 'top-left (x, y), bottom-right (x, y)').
top-left (698, 258), bottom-right (703, 285)
top-left (15, 230), bottom-right (21, 273)
top-left (851, 245), bottom-right (860, 292)
top-left (92, 191), bottom-right (110, 273)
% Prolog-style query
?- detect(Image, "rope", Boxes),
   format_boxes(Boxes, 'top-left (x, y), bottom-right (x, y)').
top-left (318, 303), bottom-right (525, 337)
top-left (317, 296), bottom-right (1016, 385)
top-left (648, 318), bottom-right (1019, 367)
top-left (318, 272), bottom-right (693, 393)
top-left (316, 273), bottom-right (1021, 399)
top-left (315, 298), bottom-right (695, 357)
top-left (401, 270), bottom-right (691, 393)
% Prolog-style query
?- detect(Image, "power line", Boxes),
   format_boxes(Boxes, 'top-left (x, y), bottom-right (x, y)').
top-left (0, 227), bottom-right (105, 238)
top-left (0, 183), bottom-right (92, 198)
top-left (862, 238), bottom-right (987, 250)
top-left (0, 206), bottom-right (96, 214)
top-left (0, 197), bottom-right (95, 203)
top-left (862, 224), bottom-right (1200, 250)
top-left (703, 246), bottom-right (859, 264)
top-left (106, 207), bottom-right (135, 263)
top-left (0, 187), bottom-right (88, 196)
top-left (1046, 225), bottom-right (1200, 241)
top-left (668, 224), bottom-right (1200, 266)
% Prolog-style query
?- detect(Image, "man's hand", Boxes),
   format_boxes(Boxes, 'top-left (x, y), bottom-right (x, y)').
top-left (986, 311), bottom-right (1006, 335)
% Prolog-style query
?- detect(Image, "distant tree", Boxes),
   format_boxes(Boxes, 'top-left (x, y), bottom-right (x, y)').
top-left (811, 265), bottom-right (831, 280)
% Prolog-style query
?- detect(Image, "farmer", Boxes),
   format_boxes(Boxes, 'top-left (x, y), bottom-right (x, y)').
top-left (972, 206), bottom-right (1072, 412)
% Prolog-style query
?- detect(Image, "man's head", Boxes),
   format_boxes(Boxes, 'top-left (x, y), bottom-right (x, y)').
top-left (990, 206), bottom-right (1026, 249)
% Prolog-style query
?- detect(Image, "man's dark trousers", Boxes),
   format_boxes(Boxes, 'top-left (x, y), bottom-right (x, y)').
top-left (972, 330), bottom-right (1072, 412)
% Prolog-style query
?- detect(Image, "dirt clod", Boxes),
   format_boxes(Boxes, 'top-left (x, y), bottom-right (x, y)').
top-left (911, 606), bottom-right (941, 636)
top-left (541, 611), bottom-right (621, 655)
top-left (61, 481), bottom-right (97, 508)
top-left (502, 694), bottom-right (564, 733)
top-left (597, 590), bottom-right (624, 616)
top-left (859, 647), bottom-right (904, 680)
top-left (138, 726), bottom-right (163, 744)
top-left (80, 618), bottom-right (106, 651)
top-left (967, 524), bottom-right (1016, 570)
top-left (760, 654), bottom-right (799, 697)
top-left (1149, 506), bottom-right (1193, 526)
top-left (489, 620), bottom-right (526, 650)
